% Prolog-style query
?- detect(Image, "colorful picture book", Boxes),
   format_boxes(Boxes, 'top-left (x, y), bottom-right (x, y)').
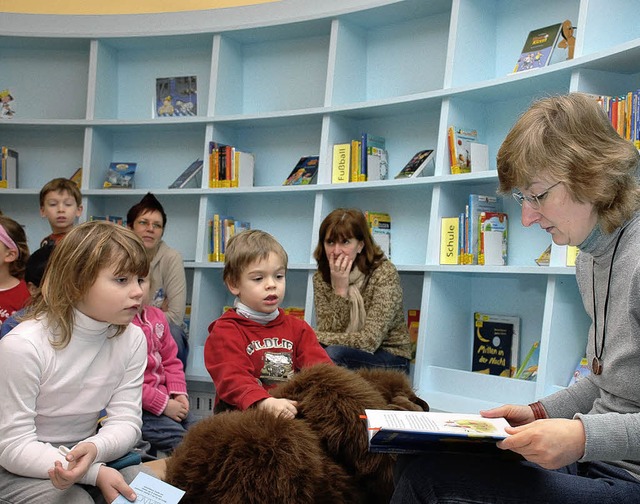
top-left (568, 357), bottom-right (591, 386)
top-left (0, 88), bottom-right (15, 119)
top-left (478, 211), bottom-right (508, 266)
top-left (513, 23), bottom-right (563, 73)
top-left (69, 167), bottom-right (82, 187)
top-left (103, 162), bottom-right (137, 189)
top-left (472, 312), bottom-right (520, 377)
top-left (448, 127), bottom-right (477, 174)
top-left (365, 409), bottom-right (510, 454)
top-left (208, 214), bottom-right (251, 262)
top-left (365, 211), bottom-right (391, 259)
top-left (155, 75), bottom-right (197, 117)
top-left (394, 149), bottom-right (435, 179)
top-left (168, 159), bottom-right (203, 189)
top-left (282, 156), bottom-right (319, 185)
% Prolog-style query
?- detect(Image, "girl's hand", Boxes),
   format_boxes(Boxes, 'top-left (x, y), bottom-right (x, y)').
top-left (164, 397), bottom-right (189, 422)
top-left (481, 404), bottom-right (535, 427)
top-left (96, 465), bottom-right (137, 503)
top-left (256, 397), bottom-right (298, 420)
top-left (48, 442), bottom-right (98, 490)
top-left (497, 418), bottom-right (586, 469)
top-left (328, 252), bottom-right (352, 297)
top-left (173, 394), bottom-right (190, 411)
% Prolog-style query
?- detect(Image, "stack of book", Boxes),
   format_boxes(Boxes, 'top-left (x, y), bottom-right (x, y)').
top-left (208, 141), bottom-right (254, 188)
top-left (208, 214), bottom-right (251, 262)
top-left (332, 134), bottom-right (387, 183)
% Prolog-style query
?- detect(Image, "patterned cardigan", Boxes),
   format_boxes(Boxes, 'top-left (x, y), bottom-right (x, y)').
top-left (312, 259), bottom-right (412, 359)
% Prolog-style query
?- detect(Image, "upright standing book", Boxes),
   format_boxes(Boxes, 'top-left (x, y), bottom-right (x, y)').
top-left (439, 217), bottom-right (459, 265)
top-left (365, 409), bottom-right (511, 454)
top-left (513, 23), bottom-right (563, 73)
top-left (448, 127), bottom-right (477, 174)
top-left (478, 211), bottom-right (508, 266)
top-left (0, 146), bottom-right (18, 188)
top-left (365, 211), bottom-right (391, 259)
top-left (332, 143), bottom-right (351, 183)
top-left (472, 312), bottom-right (520, 377)
top-left (155, 75), bottom-right (197, 117)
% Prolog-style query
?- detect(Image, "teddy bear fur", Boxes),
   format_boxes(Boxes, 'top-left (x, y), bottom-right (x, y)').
top-left (165, 364), bottom-right (428, 503)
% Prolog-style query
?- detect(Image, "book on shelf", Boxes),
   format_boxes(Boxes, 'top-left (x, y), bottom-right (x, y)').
top-left (0, 88), bottom-right (15, 119)
top-left (535, 244), bottom-right (551, 266)
top-left (407, 309), bottom-right (420, 362)
top-left (566, 245), bottom-right (579, 266)
top-left (69, 167), bottom-right (82, 187)
top-left (361, 134), bottom-right (386, 182)
top-left (103, 162), bottom-right (137, 189)
top-left (0, 146), bottom-right (18, 188)
top-left (332, 143), bottom-right (351, 183)
top-left (466, 194), bottom-right (501, 265)
top-left (478, 211), bottom-right (508, 266)
top-left (282, 155), bottom-right (319, 185)
top-left (208, 214), bottom-right (250, 262)
top-left (364, 409), bottom-right (511, 455)
top-left (284, 306), bottom-right (305, 320)
top-left (365, 211), bottom-right (391, 259)
top-left (394, 149), bottom-right (435, 179)
top-left (367, 145), bottom-right (388, 181)
top-left (439, 217), bottom-right (459, 265)
top-left (208, 142), bottom-right (254, 188)
top-left (592, 91), bottom-right (640, 147)
top-left (448, 126), bottom-right (477, 174)
top-left (155, 75), bottom-right (197, 117)
top-left (233, 150), bottom-right (255, 188)
top-left (473, 312), bottom-right (520, 377)
top-left (512, 23), bottom-right (563, 73)
top-left (568, 357), bottom-right (590, 386)
top-left (168, 159), bottom-right (203, 189)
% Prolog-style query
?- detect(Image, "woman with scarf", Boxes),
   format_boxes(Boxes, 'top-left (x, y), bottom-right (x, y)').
top-left (312, 208), bottom-right (412, 372)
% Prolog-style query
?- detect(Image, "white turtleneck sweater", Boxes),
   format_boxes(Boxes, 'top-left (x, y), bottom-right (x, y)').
top-left (0, 309), bottom-right (147, 485)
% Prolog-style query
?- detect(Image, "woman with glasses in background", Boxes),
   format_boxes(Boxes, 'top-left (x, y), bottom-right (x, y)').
top-left (392, 93), bottom-right (640, 503)
top-left (127, 193), bottom-right (189, 370)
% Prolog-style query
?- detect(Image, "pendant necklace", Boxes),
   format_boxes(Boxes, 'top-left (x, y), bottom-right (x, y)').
top-left (591, 228), bottom-right (625, 375)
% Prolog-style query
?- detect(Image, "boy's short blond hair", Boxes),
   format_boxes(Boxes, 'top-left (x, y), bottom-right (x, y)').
top-left (39, 177), bottom-right (82, 207)
top-left (223, 229), bottom-right (288, 287)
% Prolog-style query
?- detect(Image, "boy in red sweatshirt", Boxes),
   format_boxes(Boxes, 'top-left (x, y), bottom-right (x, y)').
top-left (204, 229), bottom-right (332, 419)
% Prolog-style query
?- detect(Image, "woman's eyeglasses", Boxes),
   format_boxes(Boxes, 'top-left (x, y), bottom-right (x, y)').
top-left (512, 181), bottom-right (562, 210)
top-left (135, 219), bottom-right (163, 230)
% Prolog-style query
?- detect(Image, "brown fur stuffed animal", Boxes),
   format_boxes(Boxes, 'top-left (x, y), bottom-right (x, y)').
top-left (165, 364), bottom-right (429, 503)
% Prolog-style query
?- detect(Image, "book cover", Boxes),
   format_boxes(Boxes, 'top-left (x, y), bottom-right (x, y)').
top-left (155, 75), bottom-right (197, 117)
top-left (407, 309), bottom-right (420, 362)
top-left (0, 89), bottom-right (15, 119)
top-left (233, 151), bottom-right (255, 188)
top-left (367, 146), bottom-right (388, 181)
top-left (394, 149), bottom-right (435, 179)
top-left (513, 23), bottom-right (563, 73)
top-left (514, 341), bottom-right (540, 381)
top-left (103, 162), bottom-right (137, 189)
top-left (168, 159), bottom-right (203, 189)
top-left (568, 357), bottom-right (590, 386)
top-left (448, 127), bottom-right (477, 174)
top-left (350, 139), bottom-right (361, 182)
top-left (473, 312), bottom-right (520, 377)
top-left (365, 211), bottom-right (391, 259)
top-left (439, 217), bottom-right (459, 265)
top-left (0, 146), bottom-right (18, 188)
top-left (467, 194), bottom-right (501, 265)
top-left (478, 211), bottom-right (508, 266)
top-left (365, 409), bottom-right (510, 455)
top-left (282, 156), bottom-right (319, 185)
top-left (332, 143), bottom-right (351, 183)
top-left (69, 167), bottom-right (82, 187)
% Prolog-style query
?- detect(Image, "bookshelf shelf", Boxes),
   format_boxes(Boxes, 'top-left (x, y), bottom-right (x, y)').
top-left (1, 0), bottom-right (638, 411)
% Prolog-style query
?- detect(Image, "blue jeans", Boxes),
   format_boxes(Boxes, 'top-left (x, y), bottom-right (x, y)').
top-left (142, 410), bottom-right (196, 453)
top-left (391, 452), bottom-right (640, 503)
top-left (323, 344), bottom-right (410, 373)
top-left (169, 321), bottom-right (189, 372)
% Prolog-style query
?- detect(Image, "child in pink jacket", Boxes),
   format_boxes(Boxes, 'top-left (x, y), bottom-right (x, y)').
top-left (133, 278), bottom-right (195, 454)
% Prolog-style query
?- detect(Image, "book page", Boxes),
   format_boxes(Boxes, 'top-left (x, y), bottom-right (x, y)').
top-left (112, 472), bottom-right (185, 504)
top-left (365, 409), bottom-right (510, 440)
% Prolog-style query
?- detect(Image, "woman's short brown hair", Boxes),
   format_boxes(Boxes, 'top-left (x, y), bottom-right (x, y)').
top-left (497, 93), bottom-right (640, 233)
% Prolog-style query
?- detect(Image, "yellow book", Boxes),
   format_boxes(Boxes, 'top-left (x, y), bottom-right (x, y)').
top-left (566, 245), bottom-right (579, 266)
top-left (440, 217), bottom-right (459, 265)
top-left (350, 139), bottom-right (360, 182)
top-left (332, 143), bottom-right (350, 183)
top-left (207, 218), bottom-right (215, 262)
top-left (213, 214), bottom-right (221, 262)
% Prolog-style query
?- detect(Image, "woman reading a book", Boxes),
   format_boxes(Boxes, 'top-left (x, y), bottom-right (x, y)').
top-left (127, 193), bottom-right (189, 370)
top-left (312, 208), bottom-right (412, 372)
top-left (392, 93), bottom-right (640, 502)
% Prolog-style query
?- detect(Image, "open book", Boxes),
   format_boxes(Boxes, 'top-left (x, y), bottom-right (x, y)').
top-left (365, 409), bottom-right (510, 454)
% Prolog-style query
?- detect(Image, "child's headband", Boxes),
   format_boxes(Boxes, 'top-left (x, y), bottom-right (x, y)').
top-left (0, 224), bottom-right (18, 252)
